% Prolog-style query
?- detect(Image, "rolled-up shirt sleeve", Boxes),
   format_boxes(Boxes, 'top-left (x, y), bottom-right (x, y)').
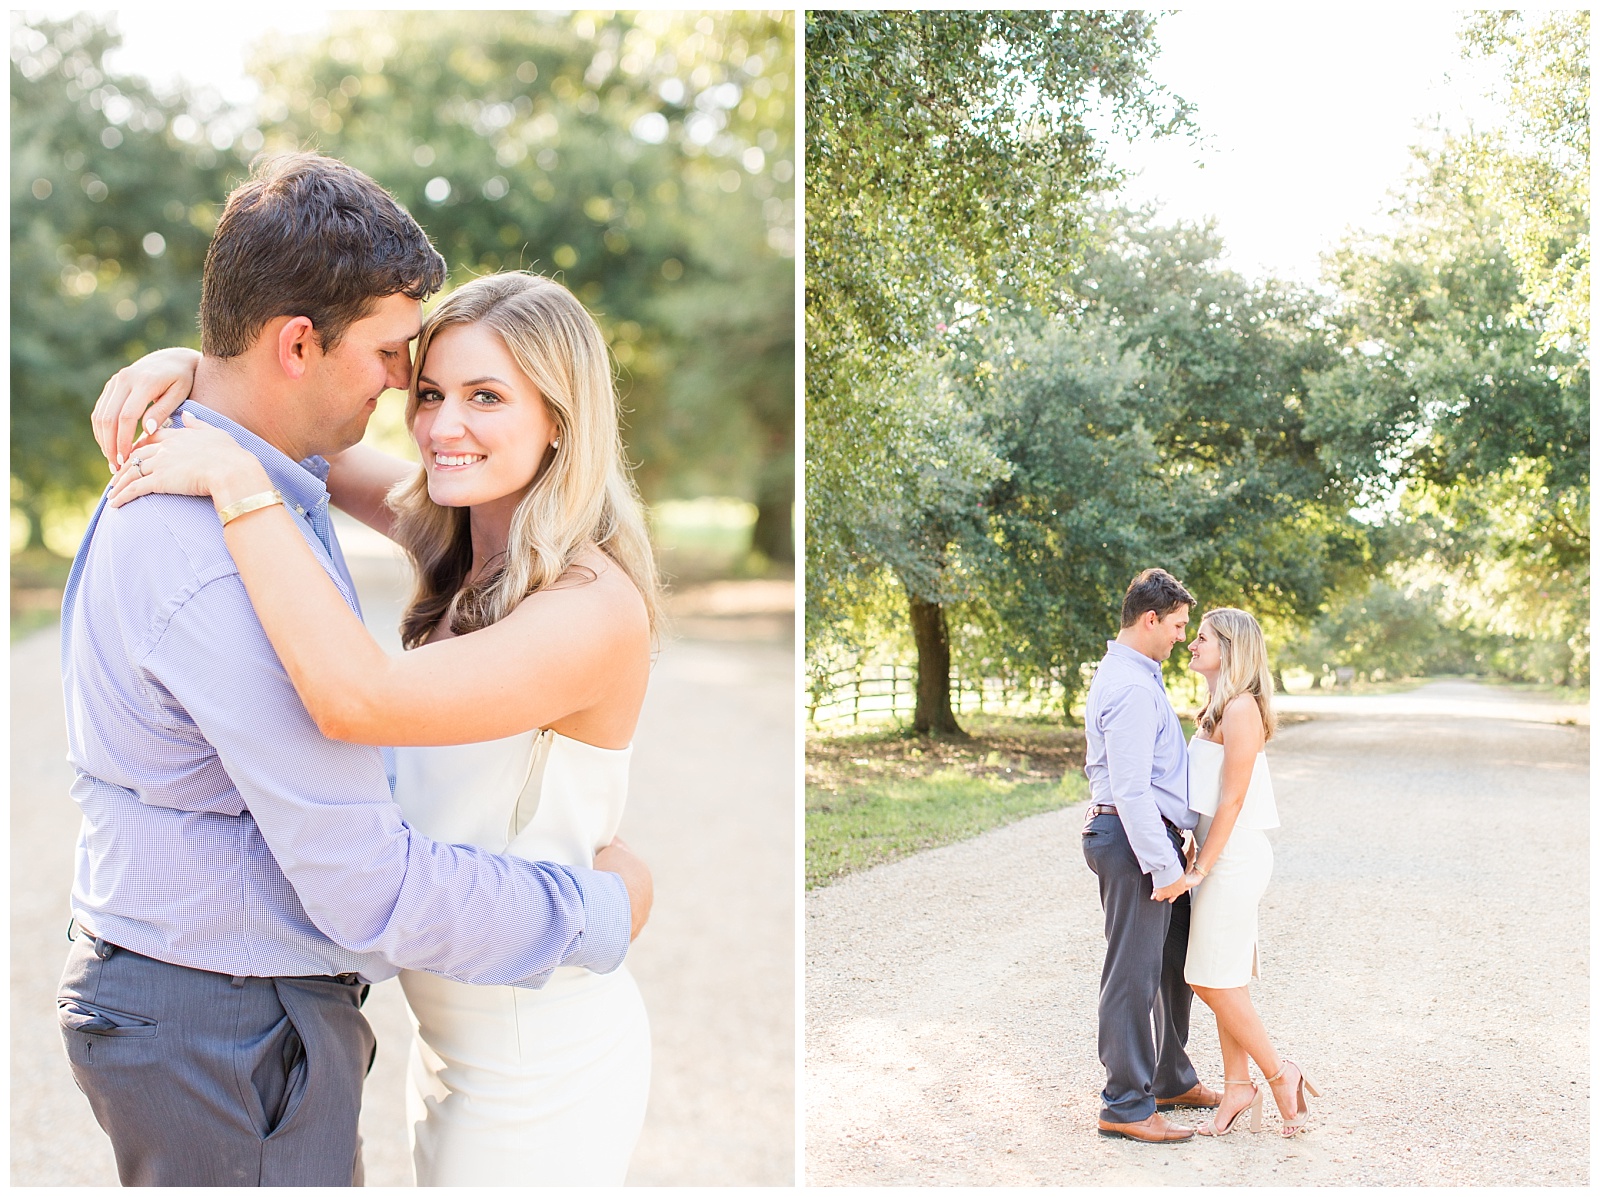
top-left (141, 572), bottom-right (631, 986)
top-left (1099, 684), bottom-right (1185, 888)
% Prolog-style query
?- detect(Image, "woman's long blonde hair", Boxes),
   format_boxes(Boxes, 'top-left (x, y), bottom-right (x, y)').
top-left (387, 271), bottom-right (661, 648)
top-left (1197, 607), bottom-right (1276, 742)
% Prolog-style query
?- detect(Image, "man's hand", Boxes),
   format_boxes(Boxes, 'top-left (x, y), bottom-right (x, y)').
top-left (1150, 875), bottom-right (1190, 903)
top-left (594, 836), bottom-right (652, 942)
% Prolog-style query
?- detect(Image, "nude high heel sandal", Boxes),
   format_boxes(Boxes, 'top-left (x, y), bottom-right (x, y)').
top-left (1196, 1079), bottom-right (1263, 1136)
top-left (1263, 1060), bottom-right (1320, 1137)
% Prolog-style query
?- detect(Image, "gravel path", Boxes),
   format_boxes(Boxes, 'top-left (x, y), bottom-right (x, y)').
top-left (805, 680), bottom-right (1589, 1186)
top-left (11, 523), bottom-right (794, 1186)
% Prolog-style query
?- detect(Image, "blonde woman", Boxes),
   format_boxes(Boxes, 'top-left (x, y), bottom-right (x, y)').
top-left (95, 272), bottom-right (657, 1184)
top-left (1173, 608), bottom-right (1318, 1138)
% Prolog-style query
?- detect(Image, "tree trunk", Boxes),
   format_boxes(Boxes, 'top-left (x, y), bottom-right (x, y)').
top-left (909, 596), bottom-right (965, 737)
top-left (749, 497), bottom-right (793, 563)
top-left (22, 505), bottom-right (46, 551)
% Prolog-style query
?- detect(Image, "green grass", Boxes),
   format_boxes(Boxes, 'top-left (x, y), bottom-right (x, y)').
top-left (806, 713), bottom-right (1090, 888)
top-left (806, 767), bottom-right (1086, 889)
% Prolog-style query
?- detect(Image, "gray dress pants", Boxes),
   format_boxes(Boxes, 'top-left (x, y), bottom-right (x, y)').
top-left (1081, 811), bottom-right (1198, 1123)
top-left (58, 932), bottom-right (376, 1186)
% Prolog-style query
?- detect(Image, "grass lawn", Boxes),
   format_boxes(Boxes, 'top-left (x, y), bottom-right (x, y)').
top-left (806, 713), bottom-right (1093, 889)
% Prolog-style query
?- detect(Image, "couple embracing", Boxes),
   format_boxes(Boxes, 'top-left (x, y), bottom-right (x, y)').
top-left (60, 152), bottom-right (657, 1185)
top-left (1082, 568), bottom-right (1319, 1143)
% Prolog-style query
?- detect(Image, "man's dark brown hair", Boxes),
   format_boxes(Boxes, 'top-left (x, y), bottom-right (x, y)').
top-left (200, 152), bottom-right (447, 358)
top-left (1120, 567), bottom-right (1196, 627)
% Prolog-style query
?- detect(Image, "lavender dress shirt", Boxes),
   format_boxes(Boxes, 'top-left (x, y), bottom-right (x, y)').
top-left (1083, 640), bottom-right (1195, 889)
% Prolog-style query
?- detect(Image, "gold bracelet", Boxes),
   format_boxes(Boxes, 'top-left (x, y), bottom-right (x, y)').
top-left (218, 490), bottom-right (282, 526)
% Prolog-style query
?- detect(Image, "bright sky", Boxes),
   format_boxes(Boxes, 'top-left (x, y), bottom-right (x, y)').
top-left (1112, 9), bottom-right (1504, 287)
top-left (116, 11), bottom-right (332, 103)
top-left (38, 7), bottom-right (332, 104)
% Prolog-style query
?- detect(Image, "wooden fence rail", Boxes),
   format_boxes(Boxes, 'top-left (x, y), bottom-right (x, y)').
top-left (807, 666), bottom-right (1067, 726)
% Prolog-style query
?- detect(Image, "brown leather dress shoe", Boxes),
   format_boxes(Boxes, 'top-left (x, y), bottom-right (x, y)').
top-left (1155, 1081), bottom-right (1222, 1110)
top-left (1096, 1111), bottom-right (1196, 1143)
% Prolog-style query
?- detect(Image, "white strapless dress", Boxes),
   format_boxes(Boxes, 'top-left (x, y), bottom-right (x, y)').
top-left (1184, 736), bottom-right (1278, 988)
top-left (393, 729), bottom-right (651, 1187)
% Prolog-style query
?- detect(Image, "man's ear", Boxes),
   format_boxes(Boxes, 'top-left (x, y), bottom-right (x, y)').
top-left (276, 316), bottom-right (319, 380)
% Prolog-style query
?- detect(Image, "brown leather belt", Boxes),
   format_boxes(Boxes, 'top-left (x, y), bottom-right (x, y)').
top-left (68, 919), bottom-right (361, 985)
top-left (1087, 804), bottom-right (1181, 834)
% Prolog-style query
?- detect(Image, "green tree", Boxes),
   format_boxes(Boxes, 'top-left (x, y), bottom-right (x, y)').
top-left (1281, 576), bottom-right (1494, 683)
top-left (1309, 142), bottom-right (1588, 681)
top-left (11, 14), bottom-right (234, 547)
top-left (1395, 460), bottom-right (1587, 684)
top-left (964, 316), bottom-right (1167, 712)
top-left (1076, 213), bottom-right (1369, 634)
top-left (964, 214), bottom-right (1366, 715)
top-left (805, 10), bottom-right (1193, 734)
top-left (1459, 10), bottom-right (1588, 361)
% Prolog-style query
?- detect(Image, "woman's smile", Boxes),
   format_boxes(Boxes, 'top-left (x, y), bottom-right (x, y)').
top-left (432, 451), bottom-right (486, 469)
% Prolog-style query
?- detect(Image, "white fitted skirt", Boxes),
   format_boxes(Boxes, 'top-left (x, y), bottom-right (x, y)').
top-left (400, 964), bottom-right (650, 1186)
top-left (1184, 814), bottom-right (1273, 988)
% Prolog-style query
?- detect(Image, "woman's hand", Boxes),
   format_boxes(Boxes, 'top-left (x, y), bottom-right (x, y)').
top-left (92, 346), bottom-right (201, 471)
top-left (107, 424), bottom-right (271, 513)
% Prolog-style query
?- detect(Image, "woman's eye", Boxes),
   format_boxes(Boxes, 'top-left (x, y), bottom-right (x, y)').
top-left (417, 389), bottom-right (442, 404)
top-left (472, 390), bottom-right (503, 405)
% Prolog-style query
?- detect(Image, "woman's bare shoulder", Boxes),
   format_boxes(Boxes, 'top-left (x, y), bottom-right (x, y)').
top-left (1219, 694), bottom-right (1265, 741)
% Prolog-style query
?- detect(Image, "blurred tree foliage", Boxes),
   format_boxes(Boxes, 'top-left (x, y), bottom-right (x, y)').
top-left (1278, 577), bottom-right (1496, 684)
top-left (11, 10), bottom-right (794, 561)
top-left (11, 15), bottom-right (231, 548)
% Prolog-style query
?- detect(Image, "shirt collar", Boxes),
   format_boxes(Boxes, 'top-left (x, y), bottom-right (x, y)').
top-left (176, 400), bottom-right (330, 517)
top-left (1104, 639), bottom-right (1164, 681)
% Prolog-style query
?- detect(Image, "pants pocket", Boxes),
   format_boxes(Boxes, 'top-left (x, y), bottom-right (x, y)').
top-left (58, 998), bottom-right (159, 1037)
top-left (271, 1021), bottom-right (309, 1137)
top-left (250, 1010), bottom-right (311, 1140)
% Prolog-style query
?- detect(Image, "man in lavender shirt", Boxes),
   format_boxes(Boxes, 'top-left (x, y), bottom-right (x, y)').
top-left (58, 153), bottom-right (652, 1186)
top-left (1080, 568), bottom-right (1219, 1143)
